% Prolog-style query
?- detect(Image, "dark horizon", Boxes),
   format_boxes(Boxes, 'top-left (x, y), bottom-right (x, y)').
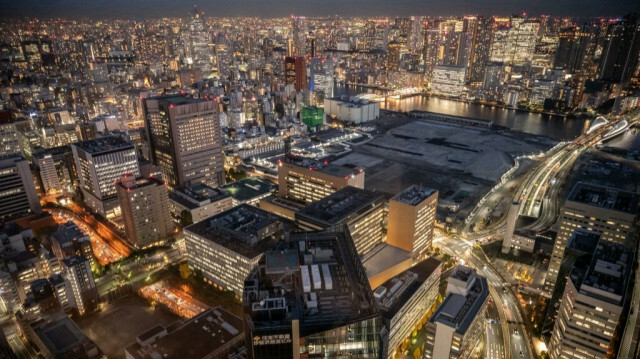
top-left (0, 0), bottom-right (638, 19)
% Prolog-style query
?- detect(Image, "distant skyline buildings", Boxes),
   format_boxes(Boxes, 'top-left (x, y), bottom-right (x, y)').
top-left (1, 1), bottom-right (638, 19)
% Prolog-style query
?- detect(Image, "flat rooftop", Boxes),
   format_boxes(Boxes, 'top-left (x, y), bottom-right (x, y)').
top-left (169, 184), bottom-right (230, 209)
top-left (51, 221), bottom-right (88, 244)
top-left (35, 316), bottom-right (96, 357)
top-left (282, 155), bottom-right (362, 177)
top-left (297, 186), bottom-right (383, 225)
top-left (185, 204), bottom-right (285, 258)
top-left (391, 185), bottom-right (438, 206)
top-left (126, 307), bottom-right (243, 359)
top-left (72, 136), bottom-right (134, 154)
top-left (374, 257), bottom-right (442, 317)
top-left (221, 177), bottom-right (276, 202)
top-left (150, 95), bottom-right (207, 106)
top-left (244, 229), bottom-right (379, 336)
top-left (362, 243), bottom-right (412, 279)
top-left (568, 182), bottom-right (639, 215)
top-left (570, 240), bottom-right (633, 306)
top-left (430, 273), bottom-right (488, 335)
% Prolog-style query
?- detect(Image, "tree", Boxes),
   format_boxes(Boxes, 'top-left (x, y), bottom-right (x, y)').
top-left (179, 263), bottom-right (191, 279)
top-left (179, 210), bottom-right (193, 227)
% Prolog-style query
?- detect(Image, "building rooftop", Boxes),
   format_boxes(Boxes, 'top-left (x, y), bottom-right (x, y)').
top-left (169, 183), bottom-right (230, 209)
top-left (116, 173), bottom-right (164, 190)
top-left (126, 307), bottom-right (243, 359)
top-left (184, 204), bottom-right (285, 258)
top-left (430, 268), bottom-right (488, 335)
top-left (570, 240), bottom-right (633, 306)
top-left (243, 228), bottom-right (379, 337)
top-left (221, 177), bottom-right (276, 203)
top-left (362, 243), bottom-right (412, 279)
top-left (391, 185), bottom-right (438, 206)
top-left (51, 221), bottom-right (88, 245)
top-left (150, 95), bottom-right (209, 106)
top-left (374, 257), bottom-right (442, 317)
top-left (296, 186), bottom-right (383, 226)
top-left (281, 155), bottom-right (363, 178)
top-left (33, 315), bottom-right (99, 358)
top-left (568, 182), bottom-right (639, 215)
top-left (72, 136), bottom-right (134, 154)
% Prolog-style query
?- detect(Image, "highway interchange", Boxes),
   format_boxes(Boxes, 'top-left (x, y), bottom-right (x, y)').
top-left (448, 109), bottom-right (640, 358)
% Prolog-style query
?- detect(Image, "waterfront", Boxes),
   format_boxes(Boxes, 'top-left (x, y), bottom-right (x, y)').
top-left (333, 84), bottom-right (592, 141)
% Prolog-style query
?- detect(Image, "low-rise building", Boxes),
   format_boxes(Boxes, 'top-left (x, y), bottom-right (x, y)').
top-left (324, 96), bottom-right (380, 124)
top-left (220, 176), bottom-right (276, 206)
top-left (125, 307), bottom-right (244, 359)
top-left (169, 184), bottom-right (233, 224)
top-left (50, 221), bottom-right (95, 269)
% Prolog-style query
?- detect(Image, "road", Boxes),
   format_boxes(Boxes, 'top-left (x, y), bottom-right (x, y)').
top-left (435, 234), bottom-right (534, 359)
top-left (43, 202), bottom-right (132, 259)
top-left (49, 209), bottom-right (123, 266)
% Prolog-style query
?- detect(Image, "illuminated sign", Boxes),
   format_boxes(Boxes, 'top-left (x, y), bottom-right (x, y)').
top-left (253, 333), bottom-right (292, 346)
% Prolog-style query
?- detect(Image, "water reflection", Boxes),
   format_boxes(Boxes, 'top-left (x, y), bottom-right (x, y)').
top-left (333, 84), bottom-right (590, 141)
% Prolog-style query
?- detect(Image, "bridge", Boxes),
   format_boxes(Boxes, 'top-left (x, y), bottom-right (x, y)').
top-left (356, 87), bottom-right (422, 102)
top-left (586, 116), bottom-right (608, 134)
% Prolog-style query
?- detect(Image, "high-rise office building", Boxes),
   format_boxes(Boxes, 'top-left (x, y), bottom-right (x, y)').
top-left (431, 65), bottom-right (466, 97)
top-left (62, 256), bottom-right (98, 315)
top-left (71, 136), bottom-right (140, 218)
top-left (387, 41), bottom-right (403, 71)
top-left (242, 228), bottom-right (382, 359)
top-left (184, 204), bottom-right (285, 296)
top-left (184, 5), bottom-right (211, 73)
top-left (387, 185), bottom-right (438, 260)
top-left (0, 156), bottom-right (41, 223)
top-left (34, 154), bottom-right (61, 194)
top-left (424, 265), bottom-right (489, 359)
top-left (554, 26), bottom-right (594, 74)
top-left (296, 186), bottom-right (385, 256)
top-left (284, 56), bottom-right (307, 92)
top-left (548, 241), bottom-right (632, 359)
top-left (0, 112), bottom-right (22, 158)
top-left (599, 14), bottom-right (640, 84)
top-left (277, 156), bottom-right (364, 204)
top-left (376, 258), bottom-right (442, 359)
top-left (116, 173), bottom-right (174, 249)
top-left (143, 95), bottom-right (225, 189)
top-left (545, 182), bottom-right (639, 294)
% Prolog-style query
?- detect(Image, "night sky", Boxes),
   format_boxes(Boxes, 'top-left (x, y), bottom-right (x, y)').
top-left (0, 0), bottom-right (638, 18)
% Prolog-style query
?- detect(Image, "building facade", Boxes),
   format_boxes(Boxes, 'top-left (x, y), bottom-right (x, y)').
top-left (144, 95), bottom-right (225, 189)
top-left (278, 156), bottom-right (364, 204)
top-left (116, 174), bottom-right (174, 249)
top-left (387, 185), bottom-right (438, 260)
top-left (545, 183), bottom-right (638, 294)
top-left (71, 136), bottom-right (140, 219)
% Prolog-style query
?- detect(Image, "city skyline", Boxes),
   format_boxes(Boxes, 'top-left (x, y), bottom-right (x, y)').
top-left (1, 0), bottom-right (639, 19)
top-left (0, 3), bottom-right (639, 359)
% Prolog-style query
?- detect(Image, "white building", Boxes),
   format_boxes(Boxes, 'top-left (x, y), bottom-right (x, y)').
top-left (431, 65), bottom-right (466, 97)
top-left (324, 96), bottom-right (380, 124)
top-left (71, 136), bottom-right (140, 218)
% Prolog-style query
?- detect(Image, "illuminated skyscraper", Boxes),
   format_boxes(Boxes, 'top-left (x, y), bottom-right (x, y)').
top-left (143, 95), bottom-right (225, 189)
top-left (71, 137), bottom-right (140, 218)
top-left (116, 173), bottom-right (174, 249)
top-left (184, 5), bottom-right (211, 74)
top-left (285, 56), bottom-right (307, 92)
